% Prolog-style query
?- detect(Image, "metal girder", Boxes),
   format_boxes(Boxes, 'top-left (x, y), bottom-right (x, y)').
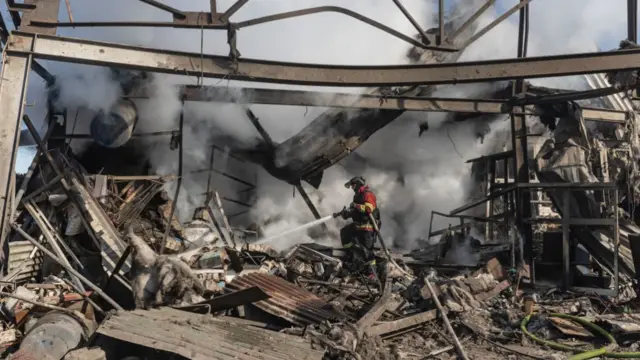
top-left (8, 31), bottom-right (640, 87)
top-left (19, 0), bottom-right (60, 36)
top-left (126, 86), bottom-right (628, 123)
top-left (0, 51), bottom-right (32, 246)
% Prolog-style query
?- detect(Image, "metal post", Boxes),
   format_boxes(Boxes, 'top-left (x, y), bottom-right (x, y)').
top-left (160, 101), bottom-right (183, 254)
top-left (614, 188), bottom-right (620, 294)
top-left (205, 146), bottom-right (215, 199)
top-left (629, 0), bottom-right (638, 43)
top-left (439, 0), bottom-right (445, 44)
top-left (424, 276), bottom-right (470, 360)
top-left (392, 0), bottom-right (431, 44)
top-left (511, 0), bottom-right (534, 284)
top-left (0, 51), bottom-right (32, 250)
top-left (562, 190), bottom-right (571, 290)
top-left (485, 158), bottom-right (492, 240)
top-left (14, 116), bottom-right (57, 210)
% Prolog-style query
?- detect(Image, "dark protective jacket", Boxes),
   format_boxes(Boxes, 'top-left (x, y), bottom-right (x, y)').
top-left (350, 186), bottom-right (381, 231)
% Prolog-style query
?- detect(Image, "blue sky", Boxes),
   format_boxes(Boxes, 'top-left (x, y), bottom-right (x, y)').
top-left (4, 0), bottom-right (634, 174)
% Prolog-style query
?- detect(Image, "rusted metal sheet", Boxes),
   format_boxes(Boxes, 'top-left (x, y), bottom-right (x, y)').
top-left (227, 272), bottom-right (343, 326)
top-left (97, 308), bottom-right (324, 360)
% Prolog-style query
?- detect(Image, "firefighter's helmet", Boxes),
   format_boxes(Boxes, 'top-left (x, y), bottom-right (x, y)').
top-left (344, 176), bottom-right (366, 189)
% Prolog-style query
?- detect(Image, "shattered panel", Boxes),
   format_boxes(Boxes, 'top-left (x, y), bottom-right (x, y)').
top-left (7, 241), bottom-right (41, 283)
top-left (68, 174), bottom-right (130, 274)
top-left (227, 272), bottom-right (343, 326)
top-left (96, 308), bottom-right (324, 360)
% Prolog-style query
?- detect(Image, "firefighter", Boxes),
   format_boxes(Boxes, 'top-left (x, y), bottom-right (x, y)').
top-left (333, 176), bottom-right (381, 284)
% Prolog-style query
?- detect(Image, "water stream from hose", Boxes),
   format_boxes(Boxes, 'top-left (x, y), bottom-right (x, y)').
top-left (254, 215), bottom-right (334, 244)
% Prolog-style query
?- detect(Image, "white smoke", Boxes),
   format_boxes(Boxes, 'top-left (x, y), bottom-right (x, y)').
top-left (11, 0), bottom-right (630, 251)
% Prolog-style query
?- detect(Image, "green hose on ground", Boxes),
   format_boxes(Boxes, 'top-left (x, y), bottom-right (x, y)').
top-left (521, 313), bottom-right (640, 359)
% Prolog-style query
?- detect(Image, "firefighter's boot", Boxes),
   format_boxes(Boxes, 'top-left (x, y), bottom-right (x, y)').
top-left (366, 262), bottom-right (382, 289)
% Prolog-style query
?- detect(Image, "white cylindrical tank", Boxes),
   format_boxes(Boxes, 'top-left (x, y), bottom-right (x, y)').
top-left (90, 99), bottom-right (138, 148)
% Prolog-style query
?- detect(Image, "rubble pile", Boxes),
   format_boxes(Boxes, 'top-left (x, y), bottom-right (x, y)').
top-left (5, 42), bottom-right (640, 359)
top-left (3, 142), bottom-right (640, 360)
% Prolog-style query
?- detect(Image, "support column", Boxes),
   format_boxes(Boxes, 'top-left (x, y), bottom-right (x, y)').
top-left (510, 0), bottom-right (534, 282)
top-left (0, 49), bottom-right (32, 250)
top-left (629, 0), bottom-right (638, 43)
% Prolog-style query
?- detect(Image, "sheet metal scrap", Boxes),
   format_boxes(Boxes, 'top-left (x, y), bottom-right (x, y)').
top-left (226, 272), bottom-right (344, 326)
top-left (96, 307), bottom-right (324, 360)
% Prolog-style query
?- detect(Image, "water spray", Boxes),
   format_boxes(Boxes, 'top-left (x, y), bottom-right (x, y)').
top-left (254, 215), bottom-right (334, 245)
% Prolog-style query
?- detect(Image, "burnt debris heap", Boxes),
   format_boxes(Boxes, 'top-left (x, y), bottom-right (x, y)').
top-left (4, 1), bottom-right (640, 360)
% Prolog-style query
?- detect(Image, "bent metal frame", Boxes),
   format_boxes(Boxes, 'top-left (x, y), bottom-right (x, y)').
top-left (0, 0), bottom-right (637, 282)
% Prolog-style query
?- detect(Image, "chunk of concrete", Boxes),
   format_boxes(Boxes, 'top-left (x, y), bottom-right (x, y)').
top-left (64, 348), bottom-right (106, 360)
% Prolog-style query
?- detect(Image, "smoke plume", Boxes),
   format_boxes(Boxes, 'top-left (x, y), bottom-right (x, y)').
top-left (13, 0), bottom-right (629, 251)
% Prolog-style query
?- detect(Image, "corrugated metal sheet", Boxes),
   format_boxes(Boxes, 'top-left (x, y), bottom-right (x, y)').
top-left (97, 307), bottom-right (324, 360)
top-left (227, 272), bottom-right (343, 326)
top-left (7, 241), bottom-right (42, 283)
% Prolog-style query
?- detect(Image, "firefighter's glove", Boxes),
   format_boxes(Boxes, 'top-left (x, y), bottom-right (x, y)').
top-left (333, 206), bottom-right (349, 219)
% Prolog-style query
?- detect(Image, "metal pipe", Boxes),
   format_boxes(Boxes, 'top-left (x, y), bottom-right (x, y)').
top-left (562, 191), bottom-right (571, 290)
top-left (629, 0), bottom-right (638, 43)
top-left (0, 291), bottom-right (75, 313)
top-left (461, 0), bottom-right (532, 49)
top-left (368, 213), bottom-right (414, 279)
top-left (19, 174), bottom-right (63, 204)
top-left (138, 0), bottom-right (186, 18)
top-left (102, 245), bottom-right (132, 292)
top-left (160, 104), bottom-right (184, 255)
top-left (234, 6), bottom-right (455, 51)
top-left (220, 0), bottom-right (249, 22)
top-left (89, 99), bottom-right (139, 148)
top-left (191, 167), bottom-right (256, 188)
top-left (439, 0), bottom-right (445, 44)
top-left (423, 275), bottom-right (470, 360)
top-left (447, 0), bottom-right (495, 43)
top-left (14, 117), bottom-right (57, 212)
top-left (205, 146), bottom-right (215, 196)
top-left (391, 0), bottom-right (431, 44)
top-left (59, 277), bottom-right (106, 316)
top-left (10, 224), bottom-right (124, 311)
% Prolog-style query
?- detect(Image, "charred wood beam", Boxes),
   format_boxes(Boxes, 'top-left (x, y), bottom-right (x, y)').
top-left (125, 86), bottom-right (630, 123)
top-left (22, 31), bottom-right (640, 86)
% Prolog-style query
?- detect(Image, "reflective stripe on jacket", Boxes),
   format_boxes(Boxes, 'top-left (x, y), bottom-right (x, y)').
top-left (352, 186), bottom-right (380, 232)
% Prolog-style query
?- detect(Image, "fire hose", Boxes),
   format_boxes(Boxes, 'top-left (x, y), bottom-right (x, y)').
top-left (368, 213), bottom-right (414, 280)
top-left (521, 313), bottom-right (640, 359)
